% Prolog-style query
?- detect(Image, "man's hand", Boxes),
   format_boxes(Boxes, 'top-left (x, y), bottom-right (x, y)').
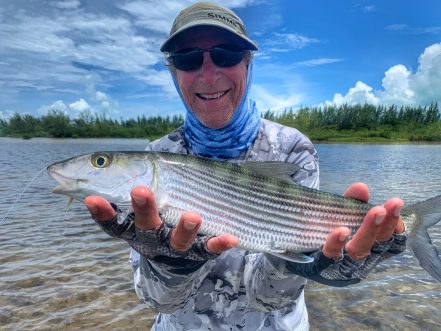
top-left (322, 182), bottom-right (405, 260)
top-left (84, 186), bottom-right (238, 255)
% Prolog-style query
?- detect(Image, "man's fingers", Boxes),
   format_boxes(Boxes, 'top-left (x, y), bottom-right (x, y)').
top-left (84, 196), bottom-right (115, 222)
top-left (171, 212), bottom-right (239, 254)
top-left (345, 206), bottom-right (386, 260)
top-left (322, 227), bottom-right (351, 259)
top-left (206, 235), bottom-right (239, 254)
top-left (170, 212), bottom-right (202, 252)
top-left (344, 182), bottom-right (370, 202)
top-left (131, 186), bottom-right (161, 231)
top-left (377, 198), bottom-right (405, 241)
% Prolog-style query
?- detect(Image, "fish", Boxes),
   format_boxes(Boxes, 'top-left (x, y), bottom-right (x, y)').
top-left (47, 151), bottom-right (441, 282)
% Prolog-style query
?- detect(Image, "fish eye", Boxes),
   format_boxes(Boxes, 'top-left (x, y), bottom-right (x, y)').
top-left (91, 153), bottom-right (112, 168)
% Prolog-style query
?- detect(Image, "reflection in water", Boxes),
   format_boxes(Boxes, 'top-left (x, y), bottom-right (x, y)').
top-left (0, 139), bottom-right (440, 330)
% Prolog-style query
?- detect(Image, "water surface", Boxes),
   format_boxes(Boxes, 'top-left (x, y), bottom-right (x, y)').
top-left (0, 138), bottom-right (440, 330)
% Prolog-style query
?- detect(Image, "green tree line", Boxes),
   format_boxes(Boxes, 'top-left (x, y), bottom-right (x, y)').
top-left (1, 103), bottom-right (440, 142)
top-left (262, 102), bottom-right (441, 142)
top-left (0, 110), bottom-right (184, 140)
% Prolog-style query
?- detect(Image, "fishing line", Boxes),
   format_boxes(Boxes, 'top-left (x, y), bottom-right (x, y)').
top-left (0, 166), bottom-right (47, 225)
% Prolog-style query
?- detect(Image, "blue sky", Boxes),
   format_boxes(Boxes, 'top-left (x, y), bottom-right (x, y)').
top-left (1, 0), bottom-right (440, 120)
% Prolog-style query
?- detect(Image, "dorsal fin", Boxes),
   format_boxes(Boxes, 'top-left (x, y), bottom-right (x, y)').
top-left (243, 161), bottom-right (300, 184)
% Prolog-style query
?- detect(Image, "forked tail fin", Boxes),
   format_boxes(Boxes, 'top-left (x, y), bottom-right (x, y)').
top-left (407, 194), bottom-right (441, 282)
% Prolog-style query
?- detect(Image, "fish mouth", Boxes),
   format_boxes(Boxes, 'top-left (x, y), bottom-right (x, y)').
top-left (47, 169), bottom-right (87, 194)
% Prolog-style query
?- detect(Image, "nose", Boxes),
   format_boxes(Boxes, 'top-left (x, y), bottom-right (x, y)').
top-left (199, 51), bottom-right (218, 85)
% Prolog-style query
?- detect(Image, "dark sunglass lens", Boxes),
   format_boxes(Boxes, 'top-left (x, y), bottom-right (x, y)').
top-left (170, 49), bottom-right (203, 71)
top-left (170, 47), bottom-right (245, 71)
top-left (210, 48), bottom-right (244, 68)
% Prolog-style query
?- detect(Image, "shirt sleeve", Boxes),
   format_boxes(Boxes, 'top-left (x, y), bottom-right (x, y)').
top-left (132, 255), bottom-right (212, 313)
top-left (243, 253), bottom-right (307, 312)
top-left (283, 127), bottom-right (320, 190)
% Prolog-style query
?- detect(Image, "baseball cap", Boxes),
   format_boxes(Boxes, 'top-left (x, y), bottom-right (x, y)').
top-left (160, 2), bottom-right (258, 52)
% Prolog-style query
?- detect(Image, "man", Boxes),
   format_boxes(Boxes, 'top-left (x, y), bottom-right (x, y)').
top-left (85, 2), bottom-right (406, 330)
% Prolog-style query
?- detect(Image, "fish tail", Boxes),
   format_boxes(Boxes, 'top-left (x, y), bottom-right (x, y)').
top-left (407, 194), bottom-right (441, 282)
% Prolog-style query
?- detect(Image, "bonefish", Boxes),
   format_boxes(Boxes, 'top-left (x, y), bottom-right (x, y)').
top-left (47, 151), bottom-right (441, 282)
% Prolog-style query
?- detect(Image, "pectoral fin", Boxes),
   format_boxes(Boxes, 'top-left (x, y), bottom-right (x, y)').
top-left (66, 197), bottom-right (74, 210)
top-left (269, 251), bottom-right (314, 263)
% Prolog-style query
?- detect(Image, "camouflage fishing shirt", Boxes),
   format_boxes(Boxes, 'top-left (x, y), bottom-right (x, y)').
top-left (130, 119), bottom-right (319, 330)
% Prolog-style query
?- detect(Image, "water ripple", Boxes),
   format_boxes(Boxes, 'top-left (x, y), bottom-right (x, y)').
top-left (1, 139), bottom-right (440, 330)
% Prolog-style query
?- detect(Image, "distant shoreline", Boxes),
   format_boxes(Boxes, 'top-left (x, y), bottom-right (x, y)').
top-left (1, 103), bottom-right (440, 142)
top-left (313, 139), bottom-right (441, 144)
top-left (1, 136), bottom-right (441, 145)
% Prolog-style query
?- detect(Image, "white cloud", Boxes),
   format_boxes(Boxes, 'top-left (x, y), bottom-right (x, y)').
top-left (385, 24), bottom-right (441, 35)
top-left (378, 65), bottom-right (414, 104)
top-left (37, 96), bottom-right (115, 118)
top-left (37, 98), bottom-right (94, 118)
top-left (94, 91), bottom-right (119, 116)
top-left (95, 92), bottom-right (107, 103)
top-left (220, 0), bottom-right (263, 8)
top-left (81, 77), bottom-right (120, 116)
top-left (49, 0), bottom-right (81, 10)
top-left (37, 100), bottom-right (68, 116)
top-left (0, 14), bottom-right (73, 55)
top-left (69, 98), bottom-right (90, 112)
top-left (363, 5), bottom-right (376, 13)
top-left (252, 84), bottom-right (303, 112)
top-left (118, 0), bottom-right (191, 34)
top-left (412, 43), bottom-right (441, 105)
top-left (138, 68), bottom-right (178, 97)
top-left (296, 58), bottom-right (344, 67)
top-left (328, 81), bottom-right (379, 106)
top-left (0, 0), bottom-right (167, 108)
top-left (36, 93), bottom-right (120, 119)
top-left (326, 43), bottom-right (441, 106)
top-left (385, 24), bottom-right (408, 31)
top-left (118, 0), bottom-right (259, 34)
top-left (263, 33), bottom-right (319, 53)
top-left (0, 110), bottom-right (16, 120)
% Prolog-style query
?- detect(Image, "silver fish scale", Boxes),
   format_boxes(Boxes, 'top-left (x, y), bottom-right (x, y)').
top-left (154, 153), bottom-right (371, 253)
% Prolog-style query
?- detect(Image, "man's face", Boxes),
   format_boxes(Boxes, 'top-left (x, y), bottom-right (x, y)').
top-left (172, 27), bottom-right (249, 129)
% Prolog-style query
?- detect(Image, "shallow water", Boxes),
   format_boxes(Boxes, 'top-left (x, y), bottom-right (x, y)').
top-left (0, 138), bottom-right (440, 330)
top-left (309, 143), bottom-right (441, 331)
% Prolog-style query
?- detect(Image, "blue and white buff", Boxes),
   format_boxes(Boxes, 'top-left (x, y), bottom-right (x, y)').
top-left (172, 61), bottom-right (260, 159)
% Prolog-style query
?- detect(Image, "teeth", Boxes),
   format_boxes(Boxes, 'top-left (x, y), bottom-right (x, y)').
top-left (199, 91), bottom-right (226, 100)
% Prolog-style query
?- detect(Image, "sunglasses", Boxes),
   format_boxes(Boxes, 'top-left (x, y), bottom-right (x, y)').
top-left (168, 45), bottom-right (247, 71)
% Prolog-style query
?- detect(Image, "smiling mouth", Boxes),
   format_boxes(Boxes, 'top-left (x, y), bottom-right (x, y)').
top-left (197, 90), bottom-right (229, 100)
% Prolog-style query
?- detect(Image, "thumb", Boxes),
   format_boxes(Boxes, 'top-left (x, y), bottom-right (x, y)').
top-left (84, 196), bottom-right (115, 222)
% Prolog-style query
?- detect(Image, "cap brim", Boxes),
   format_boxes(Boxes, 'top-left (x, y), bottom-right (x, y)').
top-left (160, 22), bottom-right (258, 52)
